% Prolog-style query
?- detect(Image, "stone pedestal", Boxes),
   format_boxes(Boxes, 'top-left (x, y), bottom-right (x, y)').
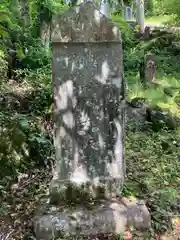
top-left (34, 198), bottom-right (150, 240)
top-left (34, 2), bottom-right (150, 239)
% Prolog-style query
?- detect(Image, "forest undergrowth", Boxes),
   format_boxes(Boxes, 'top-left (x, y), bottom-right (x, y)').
top-left (0, 12), bottom-right (180, 240)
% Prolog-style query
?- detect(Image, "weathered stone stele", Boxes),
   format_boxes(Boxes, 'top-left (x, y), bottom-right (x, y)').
top-left (51, 1), bottom-right (125, 202)
top-left (34, 2), bottom-right (151, 239)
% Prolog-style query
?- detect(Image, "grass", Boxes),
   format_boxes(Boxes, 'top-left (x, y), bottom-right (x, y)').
top-left (124, 127), bottom-right (180, 235)
top-left (125, 36), bottom-right (180, 116)
top-left (126, 74), bottom-right (180, 117)
top-left (116, 126), bottom-right (180, 239)
top-left (123, 25), bottom-right (180, 238)
top-left (145, 15), bottom-right (175, 26)
top-left (124, 14), bottom-right (176, 26)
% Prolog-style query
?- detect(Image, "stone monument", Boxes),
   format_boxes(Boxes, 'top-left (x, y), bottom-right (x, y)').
top-left (140, 54), bottom-right (156, 86)
top-left (34, 2), bottom-right (150, 239)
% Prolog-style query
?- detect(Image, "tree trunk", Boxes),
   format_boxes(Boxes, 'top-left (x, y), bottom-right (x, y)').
top-left (19, 0), bottom-right (30, 26)
top-left (121, 0), bottom-right (125, 18)
top-left (136, 0), bottom-right (145, 32)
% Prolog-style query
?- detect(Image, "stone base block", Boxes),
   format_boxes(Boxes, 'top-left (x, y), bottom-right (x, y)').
top-left (34, 198), bottom-right (151, 240)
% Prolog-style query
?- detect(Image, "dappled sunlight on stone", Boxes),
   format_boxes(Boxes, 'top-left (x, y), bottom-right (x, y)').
top-left (95, 60), bottom-right (109, 84)
top-left (111, 73), bottom-right (123, 88)
top-left (70, 164), bottom-right (90, 185)
top-left (75, 6), bottom-right (80, 14)
top-left (112, 26), bottom-right (119, 38)
top-left (51, 1), bottom-right (121, 42)
top-left (52, 16), bottom-right (125, 200)
top-left (51, 0), bottom-right (126, 202)
top-left (54, 80), bottom-right (75, 111)
top-left (98, 132), bottom-right (105, 150)
top-left (94, 9), bottom-right (101, 25)
top-left (64, 57), bottom-right (69, 67)
top-left (62, 111), bottom-right (74, 129)
top-left (34, 2), bottom-right (150, 239)
top-left (114, 119), bottom-right (124, 176)
top-left (78, 110), bottom-right (90, 134)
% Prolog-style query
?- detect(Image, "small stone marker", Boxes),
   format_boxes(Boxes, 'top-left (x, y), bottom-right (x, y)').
top-left (140, 54), bottom-right (156, 86)
top-left (143, 26), bottom-right (151, 39)
top-left (34, 2), bottom-right (150, 239)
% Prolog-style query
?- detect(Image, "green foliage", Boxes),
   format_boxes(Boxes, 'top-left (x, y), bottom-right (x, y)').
top-left (0, 0), bottom-right (68, 184)
top-left (0, 0), bottom-right (69, 71)
top-left (0, 59), bottom-right (53, 181)
top-left (119, 15), bottom-right (180, 235)
top-left (31, 0), bottom-right (69, 37)
top-left (0, 50), bottom-right (8, 78)
top-left (148, 0), bottom-right (164, 15)
top-left (148, 0), bottom-right (180, 22)
top-left (124, 127), bottom-right (180, 233)
top-left (0, 112), bottom-right (53, 179)
top-left (112, 14), bottom-right (135, 48)
top-left (111, 14), bottom-right (140, 75)
top-left (161, 0), bottom-right (180, 16)
top-left (145, 0), bottom-right (154, 16)
top-left (23, 40), bottom-right (51, 69)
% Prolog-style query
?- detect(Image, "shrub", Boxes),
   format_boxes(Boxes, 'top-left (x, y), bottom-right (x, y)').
top-left (0, 50), bottom-right (7, 80)
top-left (0, 113), bottom-right (53, 180)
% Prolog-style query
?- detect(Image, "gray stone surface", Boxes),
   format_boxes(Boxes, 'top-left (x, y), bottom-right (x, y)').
top-left (125, 98), bottom-right (179, 131)
top-left (125, 99), bottom-right (148, 130)
top-left (140, 54), bottom-right (156, 86)
top-left (34, 2), bottom-right (151, 239)
top-left (51, 1), bottom-right (125, 203)
top-left (51, 2), bottom-right (121, 43)
top-left (34, 199), bottom-right (151, 240)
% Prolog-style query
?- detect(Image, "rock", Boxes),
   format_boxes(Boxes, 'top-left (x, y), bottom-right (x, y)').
top-left (142, 26), bottom-right (151, 40)
top-left (125, 99), bottom-right (148, 130)
top-left (129, 97), bottom-right (146, 108)
top-left (34, 199), bottom-right (151, 240)
top-left (125, 97), bottom-right (179, 131)
top-left (146, 106), bottom-right (178, 131)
